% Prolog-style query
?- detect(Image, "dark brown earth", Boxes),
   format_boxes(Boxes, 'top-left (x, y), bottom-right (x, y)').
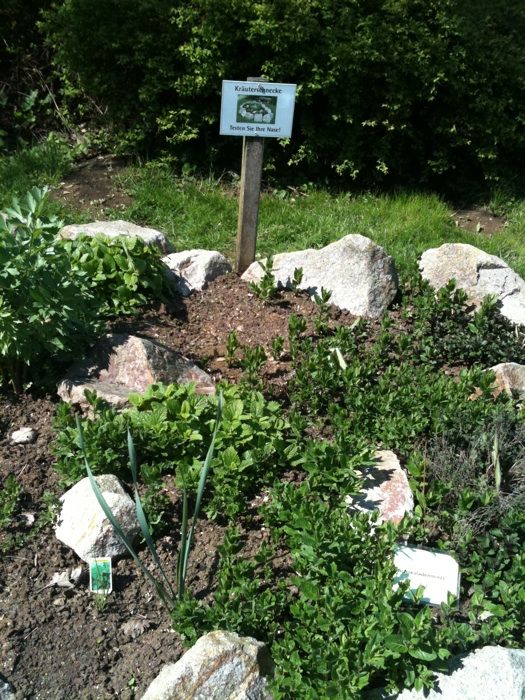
top-left (50, 155), bottom-right (132, 219)
top-left (452, 208), bottom-right (506, 236)
top-left (0, 159), bottom-right (507, 699)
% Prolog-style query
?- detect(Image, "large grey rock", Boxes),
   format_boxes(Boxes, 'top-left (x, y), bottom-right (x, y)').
top-left (55, 474), bottom-right (139, 562)
top-left (486, 362), bottom-right (525, 400)
top-left (241, 234), bottom-right (398, 318)
top-left (141, 630), bottom-right (274, 700)
top-left (346, 450), bottom-right (413, 524)
top-left (383, 646), bottom-right (525, 700)
top-left (419, 243), bottom-right (525, 325)
top-left (57, 334), bottom-right (215, 409)
top-left (162, 249), bottom-right (232, 296)
top-left (59, 220), bottom-right (174, 254)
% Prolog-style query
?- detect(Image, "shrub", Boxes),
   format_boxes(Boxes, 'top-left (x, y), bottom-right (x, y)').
top-left (0, 187), bottom-right (101, 391)
top-left (41, 0), bottom-right (525, 189)
top-left (174, 488), bottom-right (449, 697)
top-left (405, 279), bottom-right (525, 369)
top-left (0, 186), bottom-right (172, 391)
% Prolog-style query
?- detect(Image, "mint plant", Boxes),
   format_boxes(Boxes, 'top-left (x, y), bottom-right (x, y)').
top-left (54, 383), bottom-right (289, 520)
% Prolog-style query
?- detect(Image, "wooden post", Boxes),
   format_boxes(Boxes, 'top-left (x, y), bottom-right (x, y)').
top-left (235, 77), bottom-right (266, 274)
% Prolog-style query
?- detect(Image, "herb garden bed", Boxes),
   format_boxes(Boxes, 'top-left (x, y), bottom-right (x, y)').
top-left (1, 192), bottom-right (524, 699)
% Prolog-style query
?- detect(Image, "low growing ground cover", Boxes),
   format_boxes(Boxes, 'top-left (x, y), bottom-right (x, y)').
top-left (0, 160), bottom-right (524, 698)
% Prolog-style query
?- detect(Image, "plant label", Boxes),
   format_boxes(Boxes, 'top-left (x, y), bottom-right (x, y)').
top-left (89, 557), bottom-right (112, 594)
top-left (220, 80), bottom-right (296, 138)
top-left (393, 546), bottom-right (459, 606)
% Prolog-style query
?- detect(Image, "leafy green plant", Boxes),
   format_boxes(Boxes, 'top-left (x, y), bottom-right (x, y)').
top-left (0, 475), bottom-right (22, 529)
top-left (248, 256), bottom-right (279, 303)
top-left (176, 481), bottom-right (449, 697)
top-left (225, 330), bottom-right (239, 366)
top-left (80, 390), bottom-right (223, 609)
top-left (313, 286), bottom-right (332, 335)
top-left (240, 345), bottom-right (267, 389)
top-left (54, 383), bottom-right (289, 520)
top-left (290, 267), bottom-right (303, 293)
top-left (0, 186), bottom-right (101, 391)
top-left (271, 335), bottom-right (285, 360)
top-left (401, 278), bottom-right (525, 369)
top-left (287, 313), bottom-right (307, 361)
top-left (64, 233), bottom-right (171, 317)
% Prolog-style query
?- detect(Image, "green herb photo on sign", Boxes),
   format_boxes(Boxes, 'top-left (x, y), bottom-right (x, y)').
top-left (236, 96), bottom-right (277, 124)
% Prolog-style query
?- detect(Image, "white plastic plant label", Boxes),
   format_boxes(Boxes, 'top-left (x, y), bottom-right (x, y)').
top-left (393, 545), bottom-right (460, 606)
top-left (220, 80), bottom-right (296, 138)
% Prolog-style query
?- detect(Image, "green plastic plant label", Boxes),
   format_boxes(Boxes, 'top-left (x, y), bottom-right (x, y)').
top-left (393, 546), bottom-right (460, 606)
top-left (220, 81), bottom-right (296, 138)
top-left (89, 557), bottom-right (112, 594)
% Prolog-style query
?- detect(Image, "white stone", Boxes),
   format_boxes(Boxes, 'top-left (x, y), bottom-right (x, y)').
top-left (10, 427), bottom-right (37, 444)
top-left (242, 234), bottom-right (398, 318)
top-left (486, 362), bottom-right (525, 400)
top-left (389, 646), bottom-right (525, 700)
top-left (55, 474), bottom-right (139, 562)
top-left (59, 220), bottom-right (174, 254)
top-left (393, 546), bottom-right (460, 606)
top-left (162, 249), bottom-right (231, 296)
top-left (347, 450), bottom-right (413, 524)
top-left (419, 243), bottom-right (525, 325)
top-left (141, 630), bottom-right (274, 700)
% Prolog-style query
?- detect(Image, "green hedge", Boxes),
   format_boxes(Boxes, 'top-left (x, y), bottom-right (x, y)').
top-left (41, 0), bottom-right (525, 189)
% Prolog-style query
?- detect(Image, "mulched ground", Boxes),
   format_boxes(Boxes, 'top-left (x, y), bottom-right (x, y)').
top-left (0, 270), bottom-right (357, 700)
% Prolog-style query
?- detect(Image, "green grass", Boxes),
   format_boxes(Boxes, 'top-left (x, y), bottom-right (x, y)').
top-left (0, 138), bottom-right (73, 209)
top-left (3, 147), bottom-right (525, 281)
top-left (118, 163), bottom-right (525, 279)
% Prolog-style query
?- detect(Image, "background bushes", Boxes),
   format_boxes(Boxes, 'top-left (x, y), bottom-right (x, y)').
top-left (38, 0), bottom-right (525, 191)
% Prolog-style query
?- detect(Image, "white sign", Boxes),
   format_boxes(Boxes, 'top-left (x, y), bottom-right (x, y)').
top-left (220, 80), bottom-right (296, 138)
top-left (393, 546), bottom-right (460, 606)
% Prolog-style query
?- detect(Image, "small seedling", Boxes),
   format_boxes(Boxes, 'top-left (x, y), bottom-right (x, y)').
top-left (225, 330), bottom-right (239, 366)
top-left (290, 267), bottom-right (303, 293)
top-left (271, 335), bottom-right (285, 360)
top-left (241, 345), bottom-right (267, 388)
top-left (248, 255), bottom-right (279, 303)
top-left (288, 314), bottom-right (307, 341)
top-left (313, 287), bottom-right (332, 334)
top-left (0, 475), bottom-right (22, 529)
